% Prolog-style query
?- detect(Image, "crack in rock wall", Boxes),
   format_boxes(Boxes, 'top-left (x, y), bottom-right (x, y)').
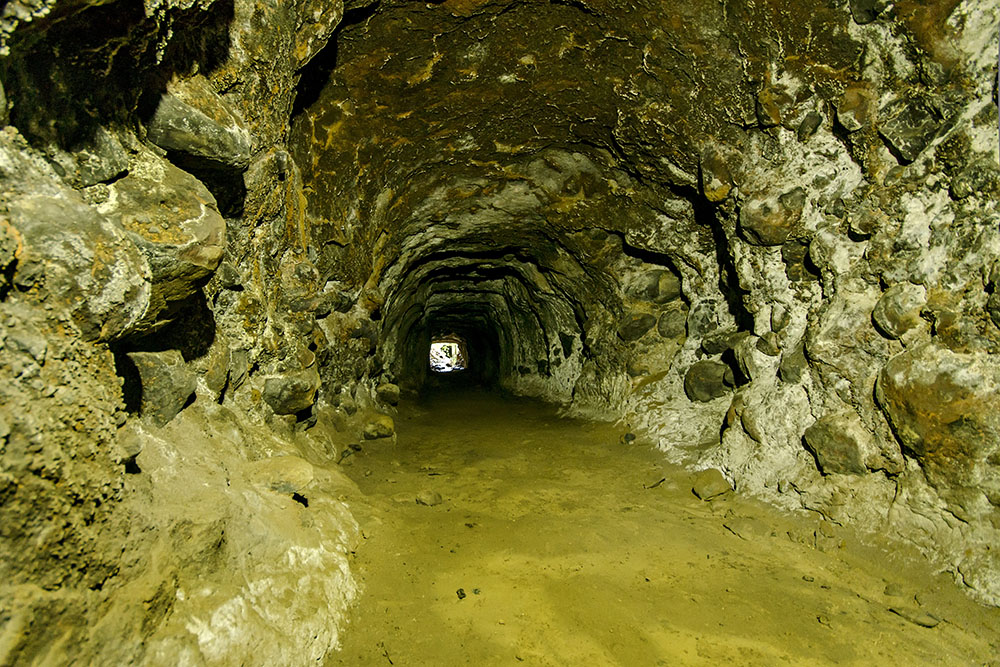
top-left (0, 0), bottom-right (999, 662)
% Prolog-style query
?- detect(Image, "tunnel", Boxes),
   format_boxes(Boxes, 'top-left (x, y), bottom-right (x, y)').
top-left (1, 0), bottom-right (1000, 663)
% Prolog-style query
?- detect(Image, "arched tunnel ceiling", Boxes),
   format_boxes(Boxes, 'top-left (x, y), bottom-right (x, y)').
top-left (288, 0), bottom-right (868, 396)
top-left (289, 0), bottom-right (864, 269)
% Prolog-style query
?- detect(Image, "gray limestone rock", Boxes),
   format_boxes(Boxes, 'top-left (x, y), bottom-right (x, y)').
top-left (684, 360), bottom-right (731, 402)
top-left (263, 367), bottom-right (321, 415)
top-left (127, 350), bottom-right (197, 427)
top-left (1, 129), bottom-right (151, 341)
top-left (796, 111), bottom-right (823, 141)
top-left (692, 468), bottom-right (732, 501)
top-left (803, 412), bottom-right (870, 475)
top-left (779, 342), bottom-right (808, 383)
top-left (656, 306), bottom-right (687, 339)
top-left (363, 414), bottom-right (395, 440)
top-left (872, 284), bottom-right (926, 341)
top-left (147, 76), bottom-right (251, 172)
top-left (74, 127), bottom-right (128, 187)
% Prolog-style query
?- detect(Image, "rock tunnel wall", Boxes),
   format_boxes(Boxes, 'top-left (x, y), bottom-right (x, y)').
top-left (0, 0), bottom-right (998, 662)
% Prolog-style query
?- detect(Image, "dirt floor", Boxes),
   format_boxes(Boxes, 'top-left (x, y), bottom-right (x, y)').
top-left (327, 387), bottom-right (1000, 666)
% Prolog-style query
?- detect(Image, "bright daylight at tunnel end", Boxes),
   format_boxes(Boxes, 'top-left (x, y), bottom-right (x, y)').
top-left (1, 0), bottom-right (999, 663)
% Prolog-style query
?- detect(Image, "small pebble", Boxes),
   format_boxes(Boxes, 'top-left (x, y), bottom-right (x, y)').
top-left (456, 588), bottom-right (466, 600)
top-left (416, 490), bottom-right (443, 506)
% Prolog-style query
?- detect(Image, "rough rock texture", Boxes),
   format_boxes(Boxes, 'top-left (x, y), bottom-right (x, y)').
top-left (1, 0), bottom-right (1000, 662)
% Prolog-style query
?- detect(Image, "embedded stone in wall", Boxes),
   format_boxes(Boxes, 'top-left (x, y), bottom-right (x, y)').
top-left (127, 350), bottom-right (197, 427)
top-left (147, 75), bottom-right (251, 172)
top-left (263, 366), bottom-right (322, 415)
top-left (872, 283), bottom-right (927, 341)
top-left (101, 149), bottom-right (226, 332)
top-left (739, 187), bottom-right (806, 246)
top-left (619, 312), bottom-right (656, 342)
top-left (875, 344), bottom-right (1000, 510)
top-left (879, 98), bottom-right (942, 164)
top-left (684, 360), bottom-right (731, 402)
top-left (803, 412), bottom-right (872, 475)
top-left (74, 126), bottom-right (128, 188)
top-left (836, 84), bottom-right (875, 132)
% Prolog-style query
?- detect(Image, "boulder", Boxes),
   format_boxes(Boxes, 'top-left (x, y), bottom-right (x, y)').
top-left (147, 75), bottom-right (251, 172)
top-left (376, 382), bottom-right (401, 406)
top-left (101, 149), bottom-right (226, 333)
top-left (803, 412), bottom-right (871, 475)
top-left (263, 366), bottom-right (321, 415)
top-left (692, 468), bottom-right (732, 501)
top-left (876, 344), bottom-right (1000, 507)
top-left (684, 360), bottom-right (730, 402)
top-left (127, 350), bottom-right (197, 427)
top-left (1, 128), bottom-right (151, 341)
top-left (363, 414), bottom-right (395, 440)
top-left (656, 305), bottom-right (687, 339)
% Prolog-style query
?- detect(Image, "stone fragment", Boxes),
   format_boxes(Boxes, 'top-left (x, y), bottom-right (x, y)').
top-left (781, 239), bottom-right (820, 282)
top-left (875, 344), bottom-right (1000, 506)
top-left (836, 85), bottom-right (875, 132)
top-left (102, 149), bottom-right (226, 332)
top-left (147, 75), bottom-right (251, 172)
top-left (803, 412), bottom-right (871, 475)
top-left (987, 292), bottom-right (1000, 329)
top-left (656, 306), bottom-right (687, 339)
top-left (1, 129), bottom-right (151, 340)
top-left (701, 329), bottom-right (749, 355)
top-left (739, 187), bottom-right (806, 246)
top-left (797, 111), bottom-right (823, 142)
top-left (872, 284), bottom-right (926, 340)
top-left (628, 269), bottom-right (681, 304)
top-left (619, 313), bottom-right (656, 341)
top-left (416, 490), bottom-right (443, 506)
top-left (263, 366), bottom-right (321, 415)
top-left (756, 332), bottom-right (780, 357)
top-left (127, 350), bottom-right (197, 427)
top-left (686, 300), bottom-right (720, 337)
top-left (684, 360), bottom-right (731, 402)
top-left (692, 468), bottom-right (732, 501)
top-left (376, 382), bottom-right (401, 406)
top-left (779, 341), bottom-right (807, 383)
top-left (700, 146), bottom-right (734, 202)
top-left (363, 414), bottom-right (395, 439)
top-left (879, 99), bottom-right (941, 163)
top-left (74, 126), bottom-right (128, 187)
top-left (229, 348), bottom-right (249, 389)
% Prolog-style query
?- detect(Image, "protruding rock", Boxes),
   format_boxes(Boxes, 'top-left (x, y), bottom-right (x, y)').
top-left (879, 98), bottom-right (942, 163)
top-left (619, 312), bottom-right (656, 341)
top-left (74, 127), bottom-right (128, 187)
top-left (740, 187), bottom-right (806, 246)
top-left (692, 468), bottom-right (732, 501)
top-left (246, 456), bottom-right (315, 495)
top-left (872, 284), bottom-right (926, 340)
top-left (363, 414), bottom-right (395, 440)
top-left (700, 146), bottom-right (734, 202)
top-left (127, 350), bottom-right (197, 427)
top-left (102, 149), bottom-right (226, 332)
top-left (263, 366), bottom-right (321, 415)
top-left (876, 344), bottom-right (1000, 506)
top-left (803, 412), bottom-right (871, 475)
top-left (1, 129), bottom-right (151, 341)
top-left (684, 360), bottom-right (731, 402)
top-left (797, 111), bottom-right (823, 141)
top-left (779, 341), bottom-right (807, 383)
top-left (376, 382), bottom-right (401, 406)
top-left (147, 75), bottom-right (251, 172)
top-left (836, 85), bottom-right (875, 132)
top-left (656, 305), bottom-right (687, 339)
top-left (416, 490), bottom-right (443, 506)
top-left (849, 0), bottom-right (885, 24)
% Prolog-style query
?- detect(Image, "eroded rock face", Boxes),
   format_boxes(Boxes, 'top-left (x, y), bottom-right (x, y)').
top-left (876, 344), bottom-right (1000, 515)
top-left (2, 0), bottom-right (1000, 662)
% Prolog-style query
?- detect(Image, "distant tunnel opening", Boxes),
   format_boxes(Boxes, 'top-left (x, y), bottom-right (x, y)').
top-left (429, 335), bottom-right (467, 373)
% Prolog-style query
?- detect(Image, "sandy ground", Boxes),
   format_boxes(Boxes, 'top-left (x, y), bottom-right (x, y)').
top-left (327, 387), bottom-right (1000, 666)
